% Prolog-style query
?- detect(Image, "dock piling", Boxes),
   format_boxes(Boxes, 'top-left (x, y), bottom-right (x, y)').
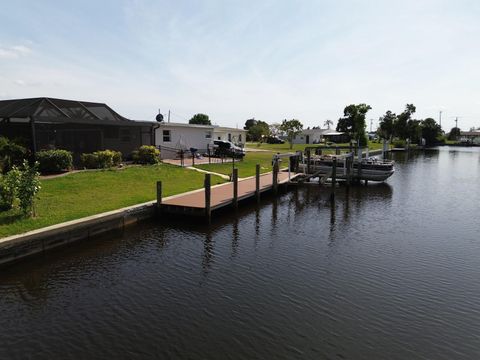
top-left (233, 168), bottom-right (238, 209)
top-left (273, 160), bottom-right (279, 195)
top-left (156, 181), bottom-right (162, 209)
top-left (204, 174), bottom-right (211, 223)
top-left (330, 158), bottom-right (337, 203)
top-left (255, 164), bottom-right (260, 203)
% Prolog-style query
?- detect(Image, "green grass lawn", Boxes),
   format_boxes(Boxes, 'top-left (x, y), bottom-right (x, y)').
top-left (0, 164), bottom-right (225, 238)
top-left (195, 152), bottom-right (276, 178)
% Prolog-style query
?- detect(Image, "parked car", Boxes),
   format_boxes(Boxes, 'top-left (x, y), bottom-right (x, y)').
top-left (211, 140), bottom-right (246, 158)
top-left (266, 136), bottom-right (285, 144)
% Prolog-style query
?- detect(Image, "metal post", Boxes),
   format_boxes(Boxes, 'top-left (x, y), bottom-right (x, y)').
top-left (255, 164), bottom-right (260, 203)
top-left (233, 168), bottom-right (238, 209)
top-left (208, 145), bottom-right (211, 164)
top-left (205, 174), bottom-right (211, 223)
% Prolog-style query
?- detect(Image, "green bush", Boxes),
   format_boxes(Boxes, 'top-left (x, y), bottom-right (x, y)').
top-left (0, 167), bottom-right (21, 211)
top-left (17, 160), bottom-right (41, 216)
top-left (36, 149), bottom-right (73, 174)
top-left (81, 150), bottom-right (122, 169)
top-left (133, 146), bottom-right (160, 165)
top-left (0, 137), bottom-right (28, 173)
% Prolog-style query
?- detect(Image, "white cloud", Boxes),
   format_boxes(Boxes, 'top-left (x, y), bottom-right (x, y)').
top-left (0, 45), bottom-right (33, 59)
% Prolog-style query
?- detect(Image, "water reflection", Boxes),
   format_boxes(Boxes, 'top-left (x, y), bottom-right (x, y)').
top-left (1, 148), bottom-right (479, 360)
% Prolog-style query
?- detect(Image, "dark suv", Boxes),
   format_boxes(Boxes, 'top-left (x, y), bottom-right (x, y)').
top-left (211, 140), bottom-right (246, 158)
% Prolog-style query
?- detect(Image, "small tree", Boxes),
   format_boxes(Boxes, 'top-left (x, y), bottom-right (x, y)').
top-left (17, 160), bottom-right (41, 217)
top-left (248, 121), bottom-right (270, 142)
top-left (421, 118), bottom-right (443, 146)
top-left (189, 113), bottom-right (211, 125)
top-left (280, 119), bottom-right (303, 149)
top-left (378, 111), bottom-right (396, 141)
top-left (448, 127), bottom-right (461, 141)
top-left (336, 104), bottom-right (371, 146)
top-left (394, 104), bottom-right (416, 140)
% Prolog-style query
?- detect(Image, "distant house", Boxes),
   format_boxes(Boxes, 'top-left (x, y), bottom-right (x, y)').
top-left (213, 126), bottom-right (247, 145)
top-left (459, 131), bottom-right (480, 145)
top-left (0, 97), bottom-right (154, 161)
top-left (155, 122), bottom-right (214, 159)
top-left (292, 128), bottom-right (345, 144)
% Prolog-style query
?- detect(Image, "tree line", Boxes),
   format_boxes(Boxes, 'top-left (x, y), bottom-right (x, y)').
top-left (188, 103), bottom-right (446, 148)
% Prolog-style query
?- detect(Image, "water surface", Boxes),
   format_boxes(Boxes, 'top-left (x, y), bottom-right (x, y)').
top-left (1, 147), bottom-right (480, 359)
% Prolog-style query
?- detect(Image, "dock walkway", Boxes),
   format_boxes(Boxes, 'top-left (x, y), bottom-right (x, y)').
top-left (161, 171), bottom-right (293, 215)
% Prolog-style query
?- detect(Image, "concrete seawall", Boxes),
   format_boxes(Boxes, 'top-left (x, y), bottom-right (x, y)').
top-left (0, 201), bottom-right (157, 267)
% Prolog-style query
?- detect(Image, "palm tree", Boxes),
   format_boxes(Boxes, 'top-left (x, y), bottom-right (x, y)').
top-left (324, 119), bottom-right (333, 129)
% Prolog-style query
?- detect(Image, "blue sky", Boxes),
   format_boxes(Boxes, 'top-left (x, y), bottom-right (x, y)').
top-left (1, 0), bottom-right (479, 131)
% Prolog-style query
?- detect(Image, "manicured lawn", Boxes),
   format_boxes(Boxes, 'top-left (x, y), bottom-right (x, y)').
top-left (0, 164), bottom-right (225, 238)
top-left (195, 152), bottom-right (276, 178)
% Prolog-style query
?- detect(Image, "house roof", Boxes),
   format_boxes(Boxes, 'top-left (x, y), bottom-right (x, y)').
top-left (0, 97), bottom-right (153, 126)
top-left (158, 122), bottom-right (214, 129)
top-left (213, 126), bottom-right (247, 132)
top-left (460, 131), bottom-right (480, 136)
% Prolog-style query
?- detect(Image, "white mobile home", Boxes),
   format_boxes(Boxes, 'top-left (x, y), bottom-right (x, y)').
top-left (155, 122), bottom-right (214, 159)
top-left (213, 126), bottom-right (247, 145)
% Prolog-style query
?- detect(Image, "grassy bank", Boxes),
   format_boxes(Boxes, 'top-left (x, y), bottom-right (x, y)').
top-left (195, 152), bottom-right (275, 178)
top-left (0, 164), bottom-right (225, 238)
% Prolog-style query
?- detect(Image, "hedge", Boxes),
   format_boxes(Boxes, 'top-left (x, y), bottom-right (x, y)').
top-left (36, 149), bottom-right (73, 174)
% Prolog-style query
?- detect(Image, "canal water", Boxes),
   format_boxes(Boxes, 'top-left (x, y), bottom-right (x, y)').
top-left (1, 147), bottom-right (479, 359)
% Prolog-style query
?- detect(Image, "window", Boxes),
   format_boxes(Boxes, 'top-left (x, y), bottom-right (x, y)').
top-left (205, 131), bottom-right (212, 139)
top-left (163, 130), bottom-right (171, 142)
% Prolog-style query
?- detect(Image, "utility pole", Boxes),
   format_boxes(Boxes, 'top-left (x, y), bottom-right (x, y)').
top-left (168, 110), bottom-right (171, 123)
top-left (455, 117), bottom-right (458, 129)
top-left (370, 119), bottom-right (373, 132)
top-left (439, 111), bottom-right (442, 128)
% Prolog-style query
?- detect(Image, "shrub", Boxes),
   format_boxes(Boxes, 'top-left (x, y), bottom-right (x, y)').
top-left (0, 167), bottom-right (21, 211)
top-left (36, 149), bottom-right (73, 174)
top-left (81, 150), bottom-right (122, 169)
top-left (133, 146), bottom-right (160, 165)
top-left (0, 137), bottom-right (28, 173)
top-left (17, 160), bottom-right (41, 216)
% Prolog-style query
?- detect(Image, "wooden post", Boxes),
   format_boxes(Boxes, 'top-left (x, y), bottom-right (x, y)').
top-left (208, 145), bottom-right (211, 164)
top-left (273, 159), bottom-right (279, 195)
top-left (204, 174), bottom-right (211, 222)
top-left (192, 151), bottom-right (195, 166)
top-left (255, 164), bottom-right (260, 203)
top-left (156, 181), bottom-right (162, 209)
top-left (330, 158), bottom-right (337, 203)
top-left (180, 150), bottom-right (184, 167)
top-left (232, 168), bottom-right (238, 209)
